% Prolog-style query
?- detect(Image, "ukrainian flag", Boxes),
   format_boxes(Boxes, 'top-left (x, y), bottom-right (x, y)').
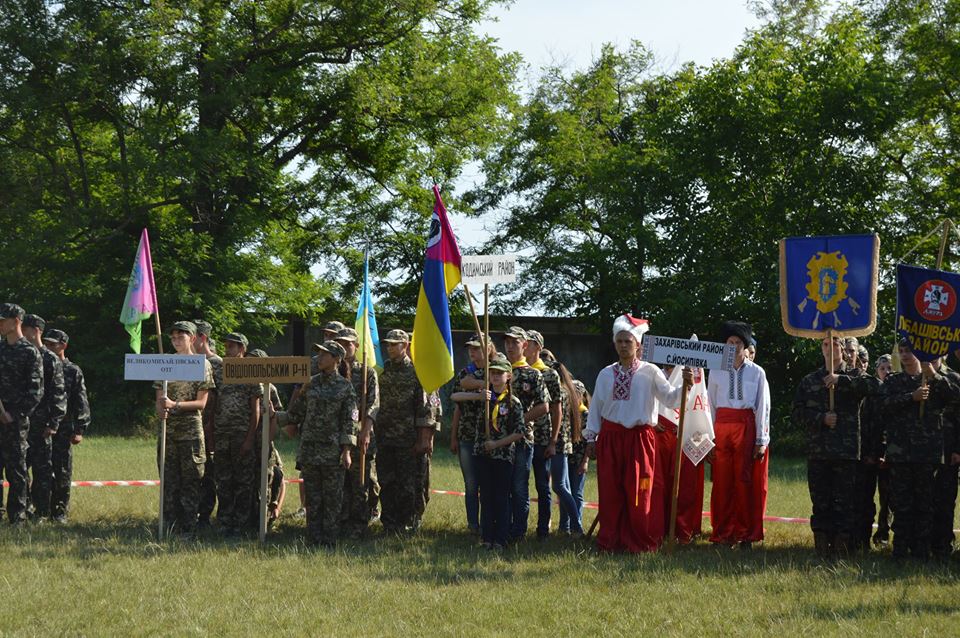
top-left (355, 248), bottom-right (384, 372)
top-left (411, 185), bottom-right (462, 392)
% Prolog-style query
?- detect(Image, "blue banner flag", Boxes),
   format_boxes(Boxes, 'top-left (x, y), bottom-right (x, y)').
top-left (779, 234), bottom-right (879, 337)
top-left (355, 249), bottom-right (384, 372)
top-left (896, 264), bottom-right (960, 361)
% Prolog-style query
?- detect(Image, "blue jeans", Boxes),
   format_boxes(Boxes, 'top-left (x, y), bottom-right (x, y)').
top-left (561, 456), bottom-right (587, 533)
top-left (457, 440), bottom-right (480, 531)
top-left (533, 445), bottom-right (580, 536)
top-left (477, 455), bottom-right (513, 546)
top-left (509, 442), bottom-right (533, 541)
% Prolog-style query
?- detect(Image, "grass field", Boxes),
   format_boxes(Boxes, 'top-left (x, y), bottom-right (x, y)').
top-left (1, 436), bottom-right (959, 636)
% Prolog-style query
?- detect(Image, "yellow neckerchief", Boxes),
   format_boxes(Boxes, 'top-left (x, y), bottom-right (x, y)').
top-left (529, 358), bottom-right (548, 372)
top-left (578, 402), bottom-right (588, 413)
top-left (490, 386), bottom-right (509, 432)
top-left (511, 357), bottom-right (528, 369)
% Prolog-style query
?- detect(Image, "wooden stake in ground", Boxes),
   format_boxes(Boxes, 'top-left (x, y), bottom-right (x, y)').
top-left (154, 313), bottom-right (168, 541)
top-left (258, 382), bottom-right (271, 542)
top-left (585, 512), bottom-right (600, 540)
top-left (664, 376), bottom-right (692, 552)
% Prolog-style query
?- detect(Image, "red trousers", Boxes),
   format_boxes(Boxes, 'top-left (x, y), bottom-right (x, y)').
top-left (652, 417), bottom-right (705, 544)
top-left (709, 407), bottom-right (768, 544)
top-left (596, 419), bottom-right (658, 552)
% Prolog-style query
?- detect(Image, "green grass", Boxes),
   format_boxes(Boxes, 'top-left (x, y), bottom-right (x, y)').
top-left (1, 436), bottom-right (959, 636)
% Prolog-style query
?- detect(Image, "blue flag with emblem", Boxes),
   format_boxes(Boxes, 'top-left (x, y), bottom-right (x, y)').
top-left (896, 263), bottom-right (960, 362)
top-left (779, 234), bottom-right (880, 338)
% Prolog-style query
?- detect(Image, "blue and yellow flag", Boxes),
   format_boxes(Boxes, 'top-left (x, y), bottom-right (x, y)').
top-left (355, 249), bottom-right (384, 372)
top-left (896, 264), bottom-right (960, 361)
top-left (411, 186), bottom-right (462, 392)
top-left (779, 234), bottom-right (879, 338)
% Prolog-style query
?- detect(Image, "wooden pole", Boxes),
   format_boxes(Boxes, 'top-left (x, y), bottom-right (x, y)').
top-left (359, 303), bottom-right (369, 480)
top-left (920, 220), bottom-right (951, 419)
top-left (258, 383), bottom-right (270, 542)
top-left (585, 511), bottom-right (600, 540)
top-left (462, 284), bottom-right (486, 348)
top-left (665, 377), bottom-right (692, 552)
top-left (827, 327), bottom-right (835, 411)
top-left (154, 313), bottom-right (168, 541)
top-left (484, 284), bottom-right (491, 437)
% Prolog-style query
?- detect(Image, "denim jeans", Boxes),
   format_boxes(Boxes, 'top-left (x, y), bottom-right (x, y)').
top-left (477, 455), bottom-right (513, 546)
top-left (561, 456), bottom-right (587, 533)
top-left (533, 444), bottom-right (581, 536)
top-left (509, 442), bottom-right (533, 541)
top-left (457, 440), bottom-right (480, 531)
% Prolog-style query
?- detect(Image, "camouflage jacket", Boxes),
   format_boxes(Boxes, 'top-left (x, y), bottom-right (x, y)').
top-left (510, 363), bottom-right (548, 445)
top-left (202, 353), bottom-right (223, 430)
top-left (61, 358), bottom-right (91, 435)
top-left (350, 361), bottom-right (380, 424)
top-left (881, 370), bottom-right (960, 464)
top-left (154, 359), bottom-right (215, 441)
top-left (569, 408), bottom-right (589, 468)
top-left (33, 345), bottom-right (66, 432)
top-left (214, 382), bottom-right (260, 437)
top-left (376, 355), bottom-right (431, 447)
top-left (940, 365), bottom-right (960, 459)
top-left (0, 337), bottom-right (43, 424)
top-left (858, 372), bottom-right (886, 459)
top-left (474, 393), bottom-right (525, 462)
top-left (454, 365), bottom-right (485, 442)
top-left (553, 382), bottom-right (574, 455)
top-left (531, 362), bottom-right (560, 446)
top-left (280, 370), bottom-right (358, 465)
top-left (792, 366), bottom-right (875, 460)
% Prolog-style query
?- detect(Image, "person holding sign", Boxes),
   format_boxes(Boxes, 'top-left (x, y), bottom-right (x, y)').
top-left (153, 321), bottom-right (215, 538)
top-left (274, 341), bottom-right (358, 547)
top-left (707, 321), bottom-right (770, 549)
top-left (583, 314), bottom-right (691, 553)
top-left (449, 334), bottom-right (491, 534)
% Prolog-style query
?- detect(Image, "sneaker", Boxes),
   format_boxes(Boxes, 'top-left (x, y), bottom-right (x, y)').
top-left (294, 507), bottom-right (306, 520)
top-left (52, 514), bottom-right (67, 525)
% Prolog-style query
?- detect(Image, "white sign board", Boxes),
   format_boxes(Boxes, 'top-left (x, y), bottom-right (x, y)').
top-left (641, 335), bottom-right (736, 371)
top-left (461, 254), bottom-right (518, 286)
top-left (124, 354), bottom-right (207, 382)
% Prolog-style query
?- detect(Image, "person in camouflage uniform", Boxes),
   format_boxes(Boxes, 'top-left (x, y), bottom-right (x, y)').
top-left (212, 333), bottom-right (260, 534)
top-left (792, 334), bottom-right (875, 556)
top-left (870, 354), bottom-right (895, 546)
top-left (502, 326), bottom-right (549, 542)
top-left (0, 303), bottom-right (44, 524)
top-left (376, 329), bottom-right (434, 534)
top-left (848, 345), bottom-right (885, 552)
top-left (275, 340), bottom-right (358, 546)
top-left (21, 314), bottom-right (66, 520)
top-left (931, 359), bottom-right (960, 558)
top-left (154, 321), bottom-right (215, 538)
top-left (334, 327), bottom-right (380, 539)
top-left (246, 348), bottom-right (285, 528)
top-left (449, 333), bottom-right (489, 533)
top-left (881, 340), bottom-right (960, 559)
top-left (41, 329), bottom-right (90, 522)
top-left (194, 319), bottom-right (222, 528)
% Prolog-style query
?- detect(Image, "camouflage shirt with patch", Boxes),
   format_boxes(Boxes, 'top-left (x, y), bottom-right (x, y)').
top-left (881, 370), bottom-right (960, 464)
top-left (532, 364), bottom-right (560, 446)
top-left (214, 383), bottom-right (260, 436)
top-left (454, 366), bottom-right (485, 442)
top-left (474, 393), bottom-right (524, 462)
top-left (154, 359), bottom-right (215, 441)
top-left (510, 364), bottom-right (547, 444)
top-left (350, 361), bottom-right (380, 424)
top-left (280, 370), bottom-right (358, 465)
top-left (552, 382), bottom-right (574, 455)
top-left (0, 337), bottom-right (43, 423)
top-left (792, 366), bottom-right (875, 460)
top-left (34, 345), bottom-right (66, 432)
top-left (202, 353), bottom-right (223, 430)
top-left (376, 355), bottom-right (431, 447)
top-left (61, 358), bottom-right (91, 435)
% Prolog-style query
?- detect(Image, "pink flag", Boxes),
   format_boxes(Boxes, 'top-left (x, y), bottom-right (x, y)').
top-left (119, 228), bottom-right (158, 353)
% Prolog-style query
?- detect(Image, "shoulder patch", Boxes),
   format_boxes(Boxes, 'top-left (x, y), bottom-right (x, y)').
top-left (351, 408), bottom-right (360, 422)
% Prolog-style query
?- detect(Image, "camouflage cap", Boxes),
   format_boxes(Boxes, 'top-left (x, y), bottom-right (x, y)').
top-left (223, 332), bottom-right (249, 348)
top-left (315, 340), bottom-right (346, 359)
top-left (336, 327), bottom-right (359, 343)
top-left (193, 320), bottom-right (213, 336)
top-left (322, 320), bottom-right (346, 334)
top-left (464, 333), bottom-right (484, 347)
top-left (42, 329), bottom-right (69, 344)
top-left (526, 329), bottom-right (544, 348)
top-left (0, 303), bottom-right (25, 320)
top-left (488, 353), bottom-right (512, 373)
top-left (382, 329), bottom-right (409, 343)
top-left (247, 348), bottom-right (268, 358)
top-left (170, 320), bottom-right (197, 335)
top-left (503, 325), bottom-right (528, 341)
top-left (572, 379), bottom-right (587, 395)
top-left (23, 314), bottom-right (45, 330)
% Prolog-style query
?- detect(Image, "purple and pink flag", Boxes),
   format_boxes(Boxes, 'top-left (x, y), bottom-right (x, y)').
top-left (119, 228), bottom-right (158, 353)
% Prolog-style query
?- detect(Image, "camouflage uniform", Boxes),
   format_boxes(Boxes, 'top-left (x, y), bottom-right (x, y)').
top-left (341, 360), bottom-right (379, 538)
top-left (155, 359), bottom-right (215, 534)
top-left (881, 369), bottom-right (960, 559)
top-left (213, 381), bottom-right (261, 531)
top-left (508, 362), bottom-right (547, 540)
top-left (530, 361), bottom-right (561, 537)
top-left (792, 366), bottom-right (873, 554)
top-left (376, 353), bottom-right (432, 534)
top-left (851, 369), bottom-right (885, 550)
top-left (198, 351), bottom-right (222, 526)
top-left (0, 335), bottom-right (43, 522)
top-left (26, 344), bottom-right (66, 518)
top-left (417, 391), bottom-right (442, 526)
top-left (51, 355), bottom-right (91, 520)
top-left (278, 369), bottom-right (358, 545)
top-left (931, 364), bottom-right (960, 557)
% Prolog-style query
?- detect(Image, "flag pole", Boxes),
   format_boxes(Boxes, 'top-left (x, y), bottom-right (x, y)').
top-left (359, 293), bottom-right (369, 481)
top-left (258, 383), bottom-right (270, 541)
top-left (827, 327), bottom-right (835, 411)
top-left (153, 280), bottom-right (167, 541)
top-left (665, 376), bottom-right (692, 552)
top-left (921, 219), bottom-right (952, 418)
top-left (484, 284), bottom-right (491, 437)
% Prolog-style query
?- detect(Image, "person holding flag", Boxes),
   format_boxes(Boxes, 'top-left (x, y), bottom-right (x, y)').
top-left (119, 229), bottom-right (159, 354)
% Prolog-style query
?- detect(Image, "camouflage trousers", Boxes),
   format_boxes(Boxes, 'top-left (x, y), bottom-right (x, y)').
top-left (931, 463), bottom-right (958, 557)
top-left (889, 463), bottom-right (937, 559)
top-left (214, 433), bottom-right (257, 530)
top-left (198, 451), bottom-right (216, 525)
top-left (26, 426), bottom-right (53, 518)
top-left (367, 451), bottom-right (381, 519)
top-left (377, 444), bottom-right (430, 533)
top-left (158, 437), bottom-right (205, 534)
top-left (853, 462), bottom-right (881, 549)
top-left (50, 429), bottom-right (75, 519)
top-left (340, 445), bottom-right (373, 538)
top-left (807, 459), bottom-right (858, 538)
top-left (0, 417), bottom-right (29, 523)
top-left (302, 459), bottom-right (345, 545)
